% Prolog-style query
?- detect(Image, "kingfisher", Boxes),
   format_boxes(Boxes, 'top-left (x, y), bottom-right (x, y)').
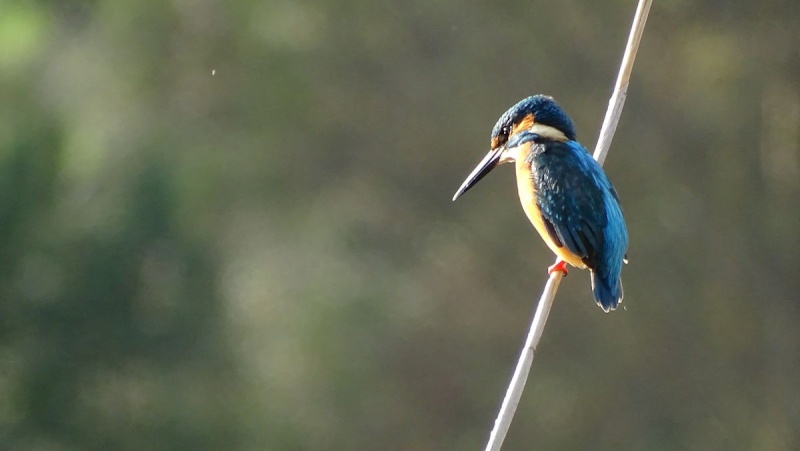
top-left (452, 95), bottom-right (628, 312)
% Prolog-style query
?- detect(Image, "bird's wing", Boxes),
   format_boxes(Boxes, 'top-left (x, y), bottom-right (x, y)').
top-left (532, 142), bottom-right (611, 268)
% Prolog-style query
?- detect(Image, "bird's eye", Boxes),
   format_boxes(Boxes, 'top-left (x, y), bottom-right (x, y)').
top-left (491, 125), bottom-right (511, 149)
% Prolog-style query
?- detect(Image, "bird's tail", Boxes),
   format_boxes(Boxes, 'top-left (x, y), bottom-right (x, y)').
top-left (590, 270), bottom-right (623, 312)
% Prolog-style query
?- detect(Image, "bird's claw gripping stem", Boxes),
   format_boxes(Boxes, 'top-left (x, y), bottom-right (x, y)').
top-left (548, 259), bottom-right (569, 276)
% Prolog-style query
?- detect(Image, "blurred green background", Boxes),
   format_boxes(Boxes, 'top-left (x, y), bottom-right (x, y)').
top-left (1, 0), bottom-right (799, 449)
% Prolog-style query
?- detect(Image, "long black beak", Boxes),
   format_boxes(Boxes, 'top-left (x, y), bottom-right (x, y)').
top-left (452, 147), bottom-right (504, 201)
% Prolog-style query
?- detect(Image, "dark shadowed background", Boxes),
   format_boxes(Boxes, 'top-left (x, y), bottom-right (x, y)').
top-left (1, 0), bottom-right (799, 449)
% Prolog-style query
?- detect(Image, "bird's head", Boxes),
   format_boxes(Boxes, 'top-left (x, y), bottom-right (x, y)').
top-left (452, 95), bottom-right (576, 201)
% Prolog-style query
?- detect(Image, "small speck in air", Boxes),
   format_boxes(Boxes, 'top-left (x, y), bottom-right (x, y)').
top-left (211, 69), bottom-right (216, 76)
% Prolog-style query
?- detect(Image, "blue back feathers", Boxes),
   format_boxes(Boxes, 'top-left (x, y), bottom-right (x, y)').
top-left (529, 140), bottom-right (628, 311)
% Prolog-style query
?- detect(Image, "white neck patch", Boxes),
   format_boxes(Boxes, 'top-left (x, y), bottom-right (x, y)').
top-left (527, 123), bottom-right (568, 142)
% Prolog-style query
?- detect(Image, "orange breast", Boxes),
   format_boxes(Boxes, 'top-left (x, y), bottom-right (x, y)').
top-left (515, 157), bottom-right (586, 269)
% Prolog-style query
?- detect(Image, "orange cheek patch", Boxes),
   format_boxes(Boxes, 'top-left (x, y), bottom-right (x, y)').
top-left (491, 136), bottom-right (501, 149)
top-left (511, 113), bottom-right (536, 136)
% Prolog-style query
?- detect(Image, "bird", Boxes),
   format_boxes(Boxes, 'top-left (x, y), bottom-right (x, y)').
top-left (452, 95), bottom-right (628, 312)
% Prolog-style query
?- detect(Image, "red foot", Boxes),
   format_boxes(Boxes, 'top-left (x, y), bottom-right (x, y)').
top-left (548, 259), bottom-right (569, 276)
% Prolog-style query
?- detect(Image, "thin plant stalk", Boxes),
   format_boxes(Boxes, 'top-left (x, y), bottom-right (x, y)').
top-left (483, 1), bottom-right (653, 450)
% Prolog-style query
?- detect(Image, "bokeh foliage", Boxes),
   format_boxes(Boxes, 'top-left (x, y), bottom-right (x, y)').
top-left (1, 0), bottom-right (799, 449)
